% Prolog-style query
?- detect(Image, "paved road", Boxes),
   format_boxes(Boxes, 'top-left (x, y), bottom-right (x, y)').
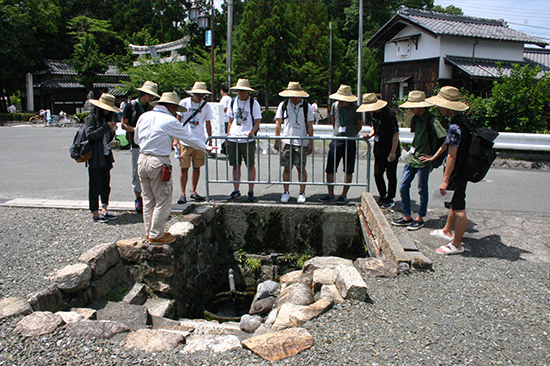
top-left (1, 125), bottom-right (549, 213)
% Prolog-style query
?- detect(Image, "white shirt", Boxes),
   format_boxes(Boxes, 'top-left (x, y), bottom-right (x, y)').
top-left (275, 100), bottom-right (314, 146)
top-left (227, 97), bottom-right (262, 143)
top-left (135, 105), bottom-right (207, 156)
top-left (220, 95), bottom-right (232, 123)
top-left (7, 105), bottom-right (16, 113)
top-left (176, 97), bottom-right (213, 146)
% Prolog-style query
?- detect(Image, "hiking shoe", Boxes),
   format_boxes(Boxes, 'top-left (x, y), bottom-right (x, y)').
top-left (376, 196), bottom-right (386, 207)
top-left (407, 220), bottom-right (425, 231)
top-left (190, 192), bottom-right (205, 201)
top-left (177, 195), bottom-right (187, 204)
top-left (281, 192), bottom-right (290, 203)
top-left (381, 199), bottom-right (395, 209)
top-left (392, 217), bottom-right (414, 227)
top-left (227, 190), bottom-right (241, 200)
top-left (297, 193), bottom-right (306, 204)
top-left (335, 195), bottom-right (348, 205)
top-left (318, 194), bottom-right (335, 202)
top-left (248, 191), bottom-right (256, 202)
top-left (103, 211), bottom-right (117, 220)
top-left (135, 197), bottom-right (143, 213)
top-left (93, 214), bottom-right (109, 223)
top-left (148, 233), bottom-right (176, 244)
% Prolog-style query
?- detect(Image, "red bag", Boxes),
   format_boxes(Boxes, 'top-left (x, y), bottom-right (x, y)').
top-left (161, 164), bottom-right (172, 182)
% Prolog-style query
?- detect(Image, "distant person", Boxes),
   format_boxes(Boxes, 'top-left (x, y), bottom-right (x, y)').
top-left (361, 93), bottom-right (399, 209)
top-left (85, 94), bottom-right (121, 223)
top-left (219, 85), bottom-right (232, 154)
top-left (226, 78), bottom-right (262, 202)
top-left (174, 81), bottom-right (213, 204)
top-left (423, 86), bottom-right (471, 255)
top-left (134, 92), bottom-right (210, 244)
top-left (392, 91), bottom-right (447, 231)
top-left (121, 81), bottom-right (160, 214)
top-left (319, 85), bottom-right (363, 205)
top-left (311, 101), bottom-right (319, 124)
top-left (274, 82), bottom-right (314, 204)
top-left (7, 104), bottom-right (16, 114)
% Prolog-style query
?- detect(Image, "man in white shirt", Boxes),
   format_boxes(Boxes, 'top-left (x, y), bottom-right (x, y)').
top-left (219, 85), bottom-right (232, 155)
top-left (135, 92), bottom-right (208, 244)
top-left (226, 78), bottom-right (261, 202)
top-left (274, 82), bottom-right (314, 204)
top-left (7, 104), bottom-right (16, 114)
top-left (174, 82), bottom-right (213, 204)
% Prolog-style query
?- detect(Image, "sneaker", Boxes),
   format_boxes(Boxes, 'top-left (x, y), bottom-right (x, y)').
top-left (376, 196), bottom-right (386, 207)
top-left (319, 194), bottom-right (335, 202)
top-left (135, 197), bottom-right (143, 213)
top-left (281, 192), bottom-right (290, 203)
top-left (103, 211), bottom-right (117, 220)
top-left (297, 193), bottom-right (306, 204)
top-left (407, 220), bottom-right (425, 231)
top-left (247, 191), bottom-right (256, 202)
top-left (177, 195), bottom-right (187, 204)
top-left (381, 199), bottom-right (395, 209)
top-left (190, 192), bottom-right (205, 201)
top-left (335, 195), bottom-right (348, 205)
top-left (93, 214), bottom-right (109, 223)
top-left (148, 233), bottom-right (176, 244)
top-left (227, 190), bottom-right (241, 200)
top-left (392, 217), bottom-right (414, 227)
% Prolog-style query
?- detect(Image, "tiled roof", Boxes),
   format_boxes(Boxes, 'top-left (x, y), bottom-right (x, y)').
top-left (37, 79), bottom-right (85, 88)
top-left (39, 60), bottom-right (129, 77)
top-left (524, 48), bottom-right (550, 77)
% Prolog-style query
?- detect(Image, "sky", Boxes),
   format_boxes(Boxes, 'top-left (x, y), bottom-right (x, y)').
top-left (435, 0), bottom-right (550, 43)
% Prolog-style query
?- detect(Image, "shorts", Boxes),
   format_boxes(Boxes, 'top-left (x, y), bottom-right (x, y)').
top-left (281, 143), bottom-right (307, 169)
top-left (228, 141), bottom-right (256, 167)
top-left (325, 140), bottom-right (357, 174)
top-left (449, 175), bottom-right (468, 210)
top-left (178, 145), bottom-right (205, 169)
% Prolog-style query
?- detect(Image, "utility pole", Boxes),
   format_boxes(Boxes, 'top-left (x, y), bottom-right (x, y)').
top-left (328, 21), bottom-right (333, 110)
top-left (210, 0), bottom-right (215, 101)
top-left (226, 0), bottom-right (233, 89)
top-left (357, 0), bottom-right (363, 105)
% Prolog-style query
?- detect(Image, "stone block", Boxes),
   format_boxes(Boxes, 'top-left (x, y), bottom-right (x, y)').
top-left (334, 264), bottom-right (368, 301)
top-left (150, 315), bottom-right (181, 330)
top-left (90, 263), bottom-right (132, 300)
top-left (28, 286), bottom-right (63, 312)
top-left (122, 283), bottom-right (149, 305)
top-left (13, 311), bottom-right (64, 337)
top-left (240, 314), bottom-right (263, 333)
top-left (182, 334), bottom-right (241, 354)
top-left (315, 284), bottom-right (344, 303)
top-left (144, 297), bottom-right (176, 319)
top-left (78, 242), bottom-right (121, 278)
top-left (0, 297), bottom-right (32, 319)
top-left (279, 270), bottom-right (312, 286)
top-left (116, 237), bottom-right (144, 262)
top-left (289, 298), bottom-right (333, 327)
top-left (71, 307), bottom-right (97, 320)
top-left (303, 256), bottom-right (353, 273)
top-left (56, 311), bottom-right (84, 323)
top-left (272, 303), bottom-right (306, 331)
top-left (168, 221), bottom-right (195, 244)
top-left (141, 243), bottom-right (176, 262)
top-left (194, 205), bottom-right (216, 223)
top-left (177, 319), bottom-right (243, 336)
top-left (95, 301), bottom-right (149, 330)
top-left (54, 263), bottom-right (92, 294)
top-left (181, 213), bottom-right (205, 229)
top-left (249, 296), bottom-right (276, 315)
top-left (312, 268), bottom-right (335, 292)
top-left (242, 327), bottom-right (314, 361)
top-left (124, 329), bottom-right (185, 352)
top-left (276, 282), bottom-right (313, 309)
top-left (354, 257), bottom-right (399, 278)
top-left (65, 319), bottom-right (129, 339)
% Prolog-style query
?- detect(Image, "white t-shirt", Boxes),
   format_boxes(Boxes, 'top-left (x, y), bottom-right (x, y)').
top-left (275, 100), bottom-right (314, 146)
top-left (220, 95), bottom-right (232, 124)
top-left (227, 97), bottom-right (262, 143)
top-left (176, 97), bottom-right (213, 145)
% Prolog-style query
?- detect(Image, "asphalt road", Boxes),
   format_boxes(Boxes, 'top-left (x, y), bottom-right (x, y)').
top-left (1, 125), bottom-right (549, 213)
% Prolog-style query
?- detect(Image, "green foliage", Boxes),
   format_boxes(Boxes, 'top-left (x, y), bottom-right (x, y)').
top-left (432, 4), bottom-right (463, 15)
top-left (261, 110), bottom-right (276, 124)
top-left (74, 112), bottom-right (89, 122)
top-left (244, 257), bottom-right (262, 272)
top-left (70, 33), bottom-right (108, 90)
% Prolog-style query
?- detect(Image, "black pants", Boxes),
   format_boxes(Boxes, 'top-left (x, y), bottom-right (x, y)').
top-left (88, 161), bottom-right (112, 213)
top-left (374, 156), bottom-right (398, 200)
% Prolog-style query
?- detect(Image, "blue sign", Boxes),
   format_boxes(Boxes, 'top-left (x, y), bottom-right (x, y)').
top-left (205, 30), bottom-right (212, 47)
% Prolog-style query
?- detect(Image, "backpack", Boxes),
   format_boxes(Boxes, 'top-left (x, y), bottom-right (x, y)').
top-left (281, 99), bottom-right (309, 123)
top-left (456, 120), bottom-right (499, 183)
top-left (69, 122), bottom-right (92, 163)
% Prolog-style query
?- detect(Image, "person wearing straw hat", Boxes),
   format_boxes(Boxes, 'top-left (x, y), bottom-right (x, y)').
top-left (85, 93), bottom-right (121, 223)
top-left (319, 85), bottom-right (363, 205)
top-left (421, 86), bottom-right (471, 255)
top-left (173, 81), bottom-right (213, 204)
top-left (226, 78), bottom-right (262, 202)
top-left (121, 81), bottom-right (160, 214)
top-left (360, 93), bottom-right (400, 209)
top-left (391, 91), bottom-right (447, 231)
top-left (274, 81), bottom-right (314, 204)
top-left (135, 92), bottom-right (211, 244)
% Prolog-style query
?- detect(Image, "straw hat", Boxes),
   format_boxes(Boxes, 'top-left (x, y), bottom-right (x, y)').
top-left (357, 93), bottom-right (388, 113)
top-left (329, 85), bottom-right (358, 102)
top-left (399, 90), bottom-right (433, 109)
top-left (136, 81), bottom-right (160, 98)
top-left (426, 86), bottom-right (469, 112)
top-left (186, 81), bottom-right (211, 95)
top-left (152, 92), bottom-right (188, 113)
top-left (279, 81), bottom-right (309, 98)
top-left (230, 78), bottom-right (255, 92)
top-left (89, 93), bottom-right (122, 113)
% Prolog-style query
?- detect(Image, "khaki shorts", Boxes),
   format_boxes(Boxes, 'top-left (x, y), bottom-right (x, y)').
top-left (280, 143), bottom-right (307, 169)
top-left (178, 145), bottom-right (205, 169)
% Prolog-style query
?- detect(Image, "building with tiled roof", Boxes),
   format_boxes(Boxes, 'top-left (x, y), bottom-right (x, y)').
top-left (367, 6), bottom-right (548, 100)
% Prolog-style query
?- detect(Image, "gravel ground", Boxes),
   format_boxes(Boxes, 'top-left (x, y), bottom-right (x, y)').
top-left (1, 206), bottom-right (549, 365)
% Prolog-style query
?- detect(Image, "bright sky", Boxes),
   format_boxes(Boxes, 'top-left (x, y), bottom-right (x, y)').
top-left (435, 0), bottom-right (550, 43)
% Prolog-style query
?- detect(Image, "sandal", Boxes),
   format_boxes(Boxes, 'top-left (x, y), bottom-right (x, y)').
top-left (430, 229), bottom-right (454, 241)
top-left (436, 243), bottom-right (465, 255)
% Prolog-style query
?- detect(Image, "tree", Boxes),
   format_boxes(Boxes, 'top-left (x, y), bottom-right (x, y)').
top-left (432, 4), bottom-right (463, 15)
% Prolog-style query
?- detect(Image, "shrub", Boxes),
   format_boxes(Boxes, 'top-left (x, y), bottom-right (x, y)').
top-left (261, 109), bottom-right (276, 124)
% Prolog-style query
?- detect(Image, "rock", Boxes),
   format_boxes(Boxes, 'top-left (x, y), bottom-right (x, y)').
top-left (334, 264), bottom-right (368, 300)
top-left (56, 311), bottom-right (84, 323)
top-left (312, 268), bottom-right (336, 292)
top-left (276, 283), bottom-right (313, 309)
top-left (272, 303), bottom-right (306, 331)
top-left (115, 237), bottom-right (144, 262)
top-left (354, 258), bottom-right (399, 278)
top-left (168, 221), bottom-right (195, 239)
top-left (255, 280), bottom-right (279, 299)
top-left (95, 301), bottom-right (149, 330)
top-left (13, 312), bottom-right (64, 337)
top-left (78, 242), bottom-right (120, 278)
top-left (249, 296), bottom-right (276, 315)
top-left (91, 264), bottom-right (132, 300)
top-left (65, 319), bottom-right (129, 339)
top-left (279, 270), bottom-right (312, 286)
top-left (193, 205), bottom-right (216, 223)
top-left (124, 329), bottom-right (185, 352)
top-left (71, 307), bottom-right (97, 320)
top-left (150, 315), bottom-right (181, 330)
top-left (0, 297), bottom-right (32, 320)
top-left (265, 308), bottom-right (278, 325)
top-left (53, 263), bottom-right (92, 293)
top-left (144, 297), bottom-right (176, 319)
top-left (240, 314), bottom-right (263, 333)
top-left (253, 323), bottom-right (272, 336)
top-left (303, 256), bottom-right (353, 273)
top-left (315, 284), bottom-right (344, 303)
top-left (122, 283), bottom-right (149, 305)
top-left (178, 319), bottom-right (243, 336)
top-left (28, 286), bottom-right (63, 313)
top-left (182, 334), bottom-right (241, 354)
top-left (289, 298), bottom-right (334, 327)
top-left (242, 327), bottom-right (314, 361)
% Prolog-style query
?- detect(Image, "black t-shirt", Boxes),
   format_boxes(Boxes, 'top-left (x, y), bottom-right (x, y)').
top-left (371, 106), bottom-right (399, 157)
top-left (122, 99), bottom-right (152, 148)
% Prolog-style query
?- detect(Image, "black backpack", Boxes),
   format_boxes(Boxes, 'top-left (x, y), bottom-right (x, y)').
top-left (456, 120), bottom-right (499, 183)
top-left (281, 99), bottom-right (309, 123)
top-left (69, 122), bottom-right (92, 163)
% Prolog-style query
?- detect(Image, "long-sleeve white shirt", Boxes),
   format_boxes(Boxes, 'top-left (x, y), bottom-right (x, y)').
top-left (134, 105), bottom-right (207, 155)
